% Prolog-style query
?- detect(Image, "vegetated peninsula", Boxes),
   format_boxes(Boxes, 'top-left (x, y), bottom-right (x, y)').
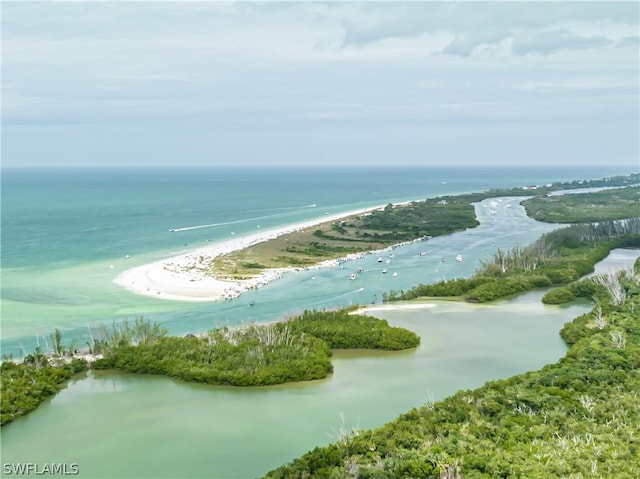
top-left (90, 310), bottom-right (419, 387)
top-left (0, 311), bottom-right (419, 425)
top-left (522, 185), bottom-right (640, 223)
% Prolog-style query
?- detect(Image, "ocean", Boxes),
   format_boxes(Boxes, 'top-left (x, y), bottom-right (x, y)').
top-left (0, 165), bottom-right (632, 357)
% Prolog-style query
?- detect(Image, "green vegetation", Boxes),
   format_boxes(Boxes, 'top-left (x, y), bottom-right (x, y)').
top-left (265, 266), bottom-right (640, 478)
top-left (390, 220), bottom-right (640, 303)
top-left (93, 324), bottom-right (333, 386)
top-left (522, 186), bottom-right (640, 223)
top-left (340, 198), bottom-right (480, 243)
top-left (0, 352), bottom-right (87, 426)
top-left (288, 310), bottom-right (420, 350)
top-left (92, 312), bottom-right (419, 387)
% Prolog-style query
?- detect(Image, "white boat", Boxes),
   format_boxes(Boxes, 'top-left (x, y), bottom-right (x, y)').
top-left (456, 255), bottom-right (463, 262)
top-left (392, 272), bottom-right (398, 277)
top-left (350, 273), bottom-right (356, 280)
top-left (388, 253), bottom-right (394, 258)
top-left (377, 257), bottom-right (383, 262)
top-left (419, 251), bottom-right (426, 256)
top-left (382, 269), bottom-right (388, 274)
top-left (385, 259), bottom-right (391, 264)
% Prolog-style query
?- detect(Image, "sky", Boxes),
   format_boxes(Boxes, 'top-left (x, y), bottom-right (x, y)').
top-left (1, 1), bottom-right (639, 169)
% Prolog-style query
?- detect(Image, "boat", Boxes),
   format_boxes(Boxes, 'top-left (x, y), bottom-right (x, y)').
top-left (377, 257), bottom-right (383, 262)
top-left (385, 259), bottom-right (391, 264)
top-left (382, 269), bottom-right (388, 274)
top-left (392, 272), bottom-right (398, 277)
top-left (350, 273), bottom-right (356, 280)
top-left (357, 268), bottom-right (365, 273)
top-left (388, 253), bottom-right (394, 258)
top-left (456, 255), bottom-right (463, 262)
top-left (419, 251), bottom-right (426, 256)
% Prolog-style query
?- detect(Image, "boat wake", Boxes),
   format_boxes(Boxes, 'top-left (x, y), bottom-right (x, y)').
top-left (245, 203), bottom-right (317, 213)
top-left (169, 206), bottom-right (319, 232)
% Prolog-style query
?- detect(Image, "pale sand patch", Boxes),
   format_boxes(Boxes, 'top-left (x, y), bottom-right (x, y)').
top-left (351, 304), bottom-right (438, 315)
top-left (114, 204), bottom-right (409, 302)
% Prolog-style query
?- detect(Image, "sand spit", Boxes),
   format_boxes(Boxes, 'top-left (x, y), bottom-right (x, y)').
top-left (114, 204), bottom-right (415, 302)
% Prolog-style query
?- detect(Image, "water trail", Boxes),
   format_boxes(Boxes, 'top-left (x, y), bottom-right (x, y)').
top-left (169, 206), bottom-right (318, 232)
top-left (246, 204), bottom-right (317, 213)
top-left (333, 287), bottom-right (365, 299)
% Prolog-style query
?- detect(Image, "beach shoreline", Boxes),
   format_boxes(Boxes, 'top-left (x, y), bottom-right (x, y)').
top-left (114, 203), bottom-right (404, 302)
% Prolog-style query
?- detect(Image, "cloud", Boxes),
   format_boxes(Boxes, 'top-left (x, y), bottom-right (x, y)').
top-left (616, 35), bottom-right (640, 48)
top-left (442, 29), bottom-right (509, 57)
top-left (339, 2), bottom-right (637, 57)
top-left (511, 30), bottom-right (613, 56)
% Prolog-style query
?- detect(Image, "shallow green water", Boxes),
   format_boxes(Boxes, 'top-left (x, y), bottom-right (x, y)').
top-left (1, 291), bottom-right (591, 479)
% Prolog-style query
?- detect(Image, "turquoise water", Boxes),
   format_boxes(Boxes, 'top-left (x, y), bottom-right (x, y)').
top-left (0, 165), bottom-right (632, 356)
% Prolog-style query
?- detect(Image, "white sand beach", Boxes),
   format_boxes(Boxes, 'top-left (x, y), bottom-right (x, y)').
top-left (114, 204), bottom-right (396, 302)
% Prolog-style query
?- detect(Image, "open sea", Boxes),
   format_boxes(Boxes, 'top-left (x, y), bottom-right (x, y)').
top-left (0, 165), bottom-right (633, 357)
top-left (1, 164), bottom-right (638, 478)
